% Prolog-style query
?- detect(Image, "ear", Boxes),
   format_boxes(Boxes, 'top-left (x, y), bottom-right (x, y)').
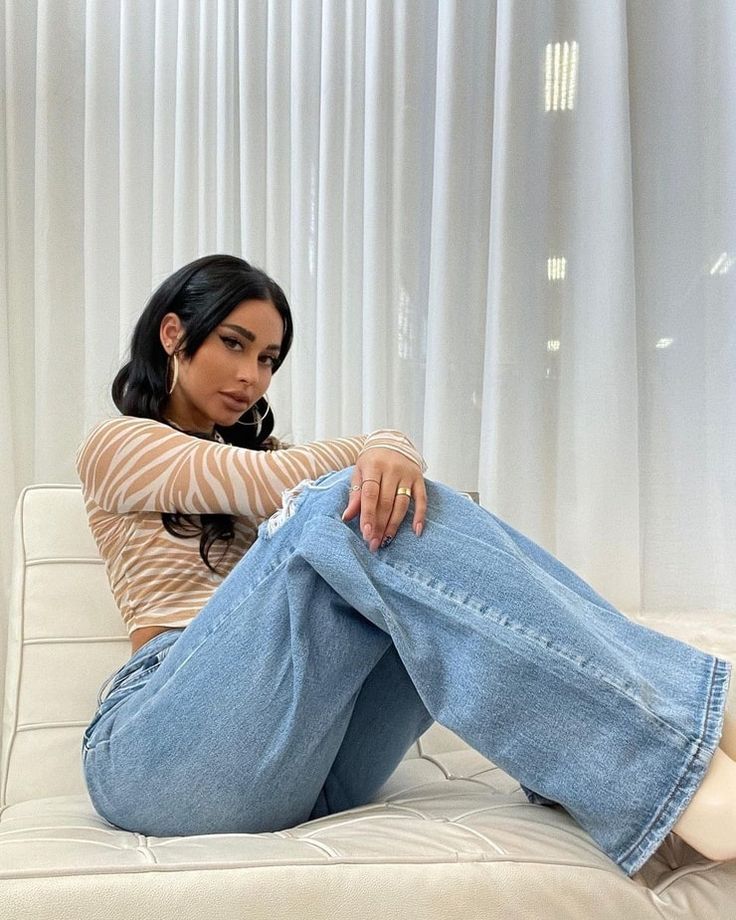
top-left (160, 313), bottom-right (183, 354)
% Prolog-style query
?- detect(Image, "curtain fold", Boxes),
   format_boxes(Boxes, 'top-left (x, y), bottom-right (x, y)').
top-left (479, 0), bottom-right (643, 608)
top-left (2, 0), bottom-right (734, 681)
top-left (84, 0), bottom-right (121, 423)
top-left (425, 0), bottom-right (494, 489)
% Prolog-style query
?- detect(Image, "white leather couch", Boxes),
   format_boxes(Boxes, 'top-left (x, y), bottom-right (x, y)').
top-left (2, 484), bottom-right (735, 919)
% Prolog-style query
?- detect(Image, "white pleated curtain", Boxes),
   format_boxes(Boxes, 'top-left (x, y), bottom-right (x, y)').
top-left (1, 1), bottom-right (734, 661)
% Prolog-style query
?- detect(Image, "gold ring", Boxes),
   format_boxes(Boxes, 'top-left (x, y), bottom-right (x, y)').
top-left (396, 487), bottom-right (412, 498)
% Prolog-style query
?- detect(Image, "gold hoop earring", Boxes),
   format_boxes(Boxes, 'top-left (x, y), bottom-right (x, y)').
top-left (235, 394), bottom-right (272, 438)
top-left (166, 352), bottom-right (179, 395)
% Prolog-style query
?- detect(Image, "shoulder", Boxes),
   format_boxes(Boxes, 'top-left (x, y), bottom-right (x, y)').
top-left (76, 415), bottom-right (174, 464)
top-left (80, 414), bottom-right (167, 444)
top-left (83, 415), bottom-right (171, 440)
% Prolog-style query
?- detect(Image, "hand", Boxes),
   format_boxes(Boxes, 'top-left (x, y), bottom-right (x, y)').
top-left (341, 448), bottom-right (427, 552)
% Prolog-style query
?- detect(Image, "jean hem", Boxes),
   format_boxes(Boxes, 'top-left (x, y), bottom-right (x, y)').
top-left (615, 655), bottom-right (732, 877)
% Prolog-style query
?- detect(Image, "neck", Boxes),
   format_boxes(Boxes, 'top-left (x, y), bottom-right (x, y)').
top-left (165, 417), bottom-right (216, 438)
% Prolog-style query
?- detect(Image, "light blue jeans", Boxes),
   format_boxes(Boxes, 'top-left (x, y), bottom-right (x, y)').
top-left (82, 467), bottom-right (731, 878)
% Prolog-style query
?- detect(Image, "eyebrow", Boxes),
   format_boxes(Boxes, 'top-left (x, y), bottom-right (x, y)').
top-left (221, 324), bottom-right (281, 354)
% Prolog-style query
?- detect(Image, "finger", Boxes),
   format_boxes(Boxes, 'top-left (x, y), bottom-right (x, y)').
top-left (378, 486), bottom-right (412, 548)
top-left (358, 478), bottom-right (381, 541)
top-left (412, 477), bottom-right (428, 535)
top-left (341, 468), bottom-right (363, 523)
top-left (370, 474), bottom-right (402, 550)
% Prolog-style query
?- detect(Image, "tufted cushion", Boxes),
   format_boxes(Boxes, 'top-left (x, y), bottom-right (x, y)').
top-left (2, 485), bottom-right (735, 919)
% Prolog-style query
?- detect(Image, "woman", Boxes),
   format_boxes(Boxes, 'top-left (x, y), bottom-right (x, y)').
top-left (77, 253), bottom-right (735, 878)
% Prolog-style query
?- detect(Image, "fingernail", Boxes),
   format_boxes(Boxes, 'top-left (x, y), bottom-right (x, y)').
top-left (381, 536), bottom-right (393, 549)
top-left (341, 510), bottom-right (347, 521)
top-left (370, 538), bottom-right (380, 552)
top-left (415, 523), bottom-right (424, 537)
top-left (363, 524), bottom-right (372, 538)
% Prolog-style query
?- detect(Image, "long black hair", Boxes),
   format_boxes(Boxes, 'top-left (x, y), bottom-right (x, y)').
top-left (111, 254), bottom-right (294, 574)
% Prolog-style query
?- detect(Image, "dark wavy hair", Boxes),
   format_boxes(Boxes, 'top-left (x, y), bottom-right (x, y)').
top-left (111, 254), bottom-right (294, 574)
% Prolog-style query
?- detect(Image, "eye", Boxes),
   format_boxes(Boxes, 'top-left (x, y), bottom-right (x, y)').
top-left (221, 336), bottom-right (277, 367)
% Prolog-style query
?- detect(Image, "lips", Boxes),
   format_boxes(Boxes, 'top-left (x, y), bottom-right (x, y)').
top-left (221, 393), bottom-right (250, 411)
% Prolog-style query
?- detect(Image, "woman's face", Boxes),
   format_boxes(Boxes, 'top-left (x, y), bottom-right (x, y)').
top-left (160, 299), bottom-right (285, 434)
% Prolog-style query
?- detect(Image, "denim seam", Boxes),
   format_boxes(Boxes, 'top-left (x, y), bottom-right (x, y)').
top-left (615, 656), bottom-right (731, 876)
top-left (426, 514), bottom-right (639, 629)
top-left (393, 520), bottom-right (695, 740)
top-left (384, 556), bottom-right (694, 744)
top-left (383, 551), bottom-right (732, 876)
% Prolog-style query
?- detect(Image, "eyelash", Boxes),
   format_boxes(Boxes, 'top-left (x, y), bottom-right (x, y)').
top-left (220, 336), bottom-right (277, 367)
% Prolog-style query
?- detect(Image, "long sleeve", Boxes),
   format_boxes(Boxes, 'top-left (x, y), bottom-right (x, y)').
top-left (75, 416), bottom-right (427, 520)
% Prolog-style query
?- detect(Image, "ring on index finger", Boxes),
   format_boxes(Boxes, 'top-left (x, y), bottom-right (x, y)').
top-left (349, 479), bottom-right (378, 494)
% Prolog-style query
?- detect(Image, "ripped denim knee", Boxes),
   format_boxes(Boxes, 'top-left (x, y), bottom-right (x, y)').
top-left (262, 468), bottom-right (351, 538)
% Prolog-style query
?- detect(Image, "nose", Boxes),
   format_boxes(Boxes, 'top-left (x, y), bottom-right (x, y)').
top-left (237, 356), bottom-right (260, 385)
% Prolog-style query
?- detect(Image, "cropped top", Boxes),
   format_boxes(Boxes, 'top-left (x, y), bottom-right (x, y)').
top-left (75, 415), bottom-right (428, 637)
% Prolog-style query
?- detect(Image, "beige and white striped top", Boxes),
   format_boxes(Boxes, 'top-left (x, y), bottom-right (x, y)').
top-left (75, 415), bottom-right (428, 637)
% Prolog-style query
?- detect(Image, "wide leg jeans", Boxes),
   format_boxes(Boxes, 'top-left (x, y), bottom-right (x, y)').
top-left (82, 467), bottom-right (732, 878)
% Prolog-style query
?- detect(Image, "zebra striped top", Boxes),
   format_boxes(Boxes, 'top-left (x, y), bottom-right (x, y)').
top-left (75, 415), bottom-right (428, 637)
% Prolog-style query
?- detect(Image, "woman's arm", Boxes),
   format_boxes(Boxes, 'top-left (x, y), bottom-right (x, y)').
top-left (75, 415), bottom-right (426, 520)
